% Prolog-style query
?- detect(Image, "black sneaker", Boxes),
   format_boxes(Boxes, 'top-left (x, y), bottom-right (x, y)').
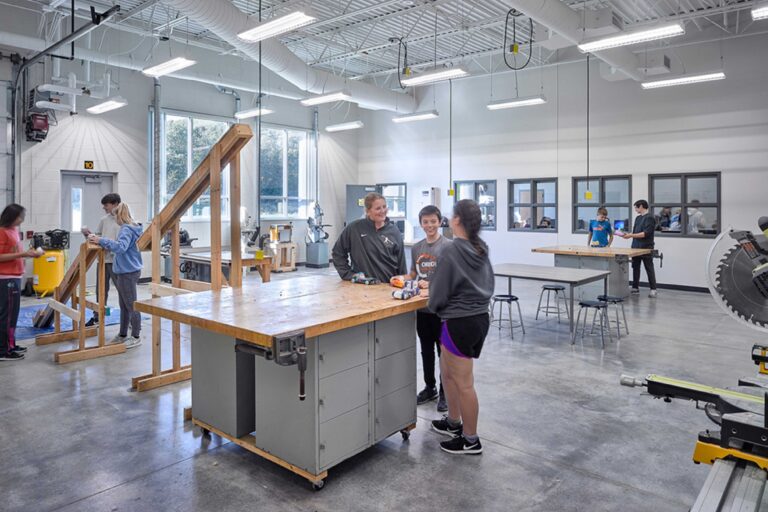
top-left (431, 415), bottom-right (462, 438)
top-left (630, 288), bottom-right (640, 294)
top-left (11, 345), bottom-right (27, 353)
top-left (417, 386), bottom-right (439, 405)
top-left (0, 352), bottom-right (25, 361)
top-left (440, 435), bottom-right (482, 455)
top-left (85, 317), bottom-right (98, 327)
top-left (437, 391), bottom-right (448, 413)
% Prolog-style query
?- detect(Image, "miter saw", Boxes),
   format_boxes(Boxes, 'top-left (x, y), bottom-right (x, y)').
top-left (621, 216), bottom-right (768, 511)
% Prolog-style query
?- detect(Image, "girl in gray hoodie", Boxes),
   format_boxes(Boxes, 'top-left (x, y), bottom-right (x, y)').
top-left (428, 199), bottom-right (494, 455)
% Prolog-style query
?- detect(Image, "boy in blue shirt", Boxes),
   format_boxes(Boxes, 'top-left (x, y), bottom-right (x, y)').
top-left (587, 207), bottom-right (613, 247)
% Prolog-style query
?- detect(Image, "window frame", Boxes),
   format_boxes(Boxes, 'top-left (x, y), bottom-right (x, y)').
top-left (259, 123), bottom-right (315, 220)
top-left (649, 171), bottom-right (721, 238)
top-left (159, 108), bottom-right (232, 222)
top-left (507, 178), bottom-right (558, 232)
top-left (453, 180), bottom-right (497, 231)
top-left (376, 182), bottom-right (407, 219)
top-left (572, 175), bottom-right (632, 234)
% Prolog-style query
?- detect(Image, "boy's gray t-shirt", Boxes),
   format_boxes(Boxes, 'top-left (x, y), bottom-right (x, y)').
top-left (411, 236), bottom-right (451, 313)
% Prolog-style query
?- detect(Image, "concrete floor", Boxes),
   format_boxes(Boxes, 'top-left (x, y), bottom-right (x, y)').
top-left (0, 267), bottom-right (761, 512)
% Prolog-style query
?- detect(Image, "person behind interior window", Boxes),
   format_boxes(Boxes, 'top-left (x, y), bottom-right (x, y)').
top-left (587, 207), bottom-right (613, 247)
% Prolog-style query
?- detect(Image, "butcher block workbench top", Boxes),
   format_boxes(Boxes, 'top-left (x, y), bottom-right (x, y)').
top-left (135, 275), bottom-right (427, 348)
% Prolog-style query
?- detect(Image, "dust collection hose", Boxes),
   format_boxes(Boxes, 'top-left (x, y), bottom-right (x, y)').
top-left (297, 346), bottom-right (307, 401)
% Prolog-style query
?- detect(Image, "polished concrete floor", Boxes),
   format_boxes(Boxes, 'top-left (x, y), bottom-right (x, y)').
top-left (0, 267), bottom-right (761, 511)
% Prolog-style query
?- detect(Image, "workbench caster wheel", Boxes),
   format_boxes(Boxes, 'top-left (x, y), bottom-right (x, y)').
top-left (400, 429), bottom-right (410, 441)
top-left (312, 479), bottom-right (325, 491)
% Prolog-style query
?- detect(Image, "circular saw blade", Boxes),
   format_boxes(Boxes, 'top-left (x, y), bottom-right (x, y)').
top-left (715, 234), bottom-right (768, 329)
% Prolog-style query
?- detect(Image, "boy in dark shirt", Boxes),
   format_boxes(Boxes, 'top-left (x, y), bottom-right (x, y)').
top-left (621, 199), bottom-right (658, 297)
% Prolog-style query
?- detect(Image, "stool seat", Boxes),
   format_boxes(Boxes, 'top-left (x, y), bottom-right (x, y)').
top-left (597, 295), bottom-right (624, 303)
top-left (543, 284), bottom-right (566, 291)
top-left (493, 294), bottom-right (519, 302)
top-left (579, 300), bottom-right (607, 308)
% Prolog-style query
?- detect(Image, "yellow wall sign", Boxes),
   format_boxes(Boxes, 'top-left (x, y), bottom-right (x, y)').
top-left (358, 198), bottom-right (365, 206)
top-left (84, 161), bottom-right (94, 170)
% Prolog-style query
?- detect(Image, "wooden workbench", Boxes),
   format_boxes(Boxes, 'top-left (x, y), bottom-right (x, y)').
top-left (532, 245), bottom-right (651, 298)
top-left (532, 246), bottom-right (652, 258)
top-left (135, 275), bottom-right (425, 489)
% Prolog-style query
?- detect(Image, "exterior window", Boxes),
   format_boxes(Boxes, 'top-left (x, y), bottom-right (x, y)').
top-left (650, 173), bottom-right (720, 237)
top-left (508, 179), bottom-right (558, 231)
top-left (260, 126), bottom-right (314, 219)
top-left (573, 176), bottom-right (631, 233)
top-left (454, 180), bottom-right (496, 230)
top-left (161, 112), bottom-right (230, 219)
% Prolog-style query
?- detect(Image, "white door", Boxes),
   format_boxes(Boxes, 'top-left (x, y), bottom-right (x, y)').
top-left (61, 171), bottom-right (116, 286)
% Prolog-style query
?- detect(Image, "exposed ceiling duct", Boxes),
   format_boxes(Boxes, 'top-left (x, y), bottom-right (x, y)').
top-left (0, 31), bottom-right (306, 100)
top-left (158, 0), bottom-right (416, 112)
top-left (506, 0), bottom-right (645, 81)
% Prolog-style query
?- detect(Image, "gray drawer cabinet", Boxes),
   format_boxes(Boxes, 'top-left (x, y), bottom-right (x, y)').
top-left (192, 311), bottom-right (418, 480)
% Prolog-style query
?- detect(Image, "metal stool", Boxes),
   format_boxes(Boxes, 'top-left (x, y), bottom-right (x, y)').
top-left (597, 294), bottom-right (629, 339)
top-left (535, 284), bottom-right (570, 323)
top-left (572, 300), bottom-right (613, 349)
top-left (490, 294), bottom-right (525, 339)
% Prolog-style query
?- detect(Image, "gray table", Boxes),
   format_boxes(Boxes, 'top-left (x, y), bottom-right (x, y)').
top-left (493, 263), bottom-right (611, 339)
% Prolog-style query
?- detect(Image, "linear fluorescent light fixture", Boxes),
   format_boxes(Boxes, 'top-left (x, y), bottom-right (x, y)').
top-left (325, 120), bottom-right (364, 132)
top-left (300, 90), bottom-right (352, 106)
top-left (392, 110), bottom-right (439, 123)
top-left (86, 96), bottom-right (128, 114)
top-left (401, 67), bottom-right (469, 87)
top-left (752, 4), bottom-right (768, 20)
top-left (238, 10), bottom-right (316, 42)
top-left (142, 57), bottom-right (196, 77)
top-left (487, 95), bottom-right (547, 110)
top-left (578, 23), bottom-right (684, 52)
top-left (234, 107), bottom-right (274, 119)
top-left (641, 71), bottom-right (725, 89)
top-left (35, 101), bottom-right (72, 112)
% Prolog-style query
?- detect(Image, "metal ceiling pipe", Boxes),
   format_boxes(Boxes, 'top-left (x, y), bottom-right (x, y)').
top-left (0, 31), bottom-right (306, 100)
top-left (506, 0), bottom-right (644, 81)
top-left (159, 0), bottom-right (416, 113)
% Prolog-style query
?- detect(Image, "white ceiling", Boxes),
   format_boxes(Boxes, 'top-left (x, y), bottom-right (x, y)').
top-left (11, 0), bottom-right (768, 86)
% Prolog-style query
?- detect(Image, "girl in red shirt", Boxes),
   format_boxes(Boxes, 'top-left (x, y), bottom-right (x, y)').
top-left (0, 204), bottom-right (40, 361)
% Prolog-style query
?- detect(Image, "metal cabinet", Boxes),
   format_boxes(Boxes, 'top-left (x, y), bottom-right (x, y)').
top-left (190, 312), bottom-right (418, 478)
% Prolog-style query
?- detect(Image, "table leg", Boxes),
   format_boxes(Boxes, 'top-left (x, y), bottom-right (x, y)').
top-left (570, 285), bottom-right (575, 341)
top-left (508, 277), bottom-right (512, 295)
top-left (604, 276), bottom-right (608, 298)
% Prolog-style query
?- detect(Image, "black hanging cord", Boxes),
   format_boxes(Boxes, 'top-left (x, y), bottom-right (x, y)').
top-left (586, 53), bottom-right (590, 187)
top-left (389, 37), bottom-right (408, 89)
top-left (503, 9), bottom-right (533, 71)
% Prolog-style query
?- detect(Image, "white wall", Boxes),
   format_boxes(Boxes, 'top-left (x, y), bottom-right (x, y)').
top-left (359, 35), bottom-right (768, 288)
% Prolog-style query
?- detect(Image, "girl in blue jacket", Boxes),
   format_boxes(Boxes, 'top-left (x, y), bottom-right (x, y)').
top-left (88, 203), bottom-right (144, 349)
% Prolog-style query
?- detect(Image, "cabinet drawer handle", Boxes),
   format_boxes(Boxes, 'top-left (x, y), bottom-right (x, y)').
top-left (318, 398), bottom-right (324, 406)
top-left (319, 443), bottom-right (326, 450)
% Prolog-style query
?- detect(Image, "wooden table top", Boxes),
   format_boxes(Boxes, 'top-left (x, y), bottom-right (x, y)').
top-left (532, 245), bottom-right (652, 257)
top-left (161, 250), bottom-right (271, 266)
top-left (493, 263), bottom-right (610, 285)
top-left (135, 275), bottom-right (426, 348)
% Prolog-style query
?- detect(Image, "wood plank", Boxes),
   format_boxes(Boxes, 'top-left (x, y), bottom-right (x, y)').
top-left (151, 223), bottom-right (162, 376)
top-left (36, 326), bottom-right (99, 345)
top-left (137, 124), bottom-right (253, 250)
top-left (172, 320), bottom-right (181, 371)
top-left (179, 279), bottom-right (212, 293)
top-left (191, 418), bottom-right (328, 483)
top-left (149, 283), bottom-right (193, 297)
top-left (47, 300), bottom-right (82, 323)
top-left (97, 249), bottom-right (106, 347)
top-left (209, 144), bottom-right (223, 291)
top-left (78, 243), bottom-right (87, 351)
top-left (135, 275), bottom-right (428, 348)
top-left (54, 342), bottom-right (126, 364)
top-left (229, 152), bottom-right (242, 288)
top-left (171, 222), bottom-right (181, 287)
top-left (132, 366), bottom-right (192, 392)
top-left (183, 407), bottom-right (192, 421)
top-left (531, 245), bottom-right (653, 257)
